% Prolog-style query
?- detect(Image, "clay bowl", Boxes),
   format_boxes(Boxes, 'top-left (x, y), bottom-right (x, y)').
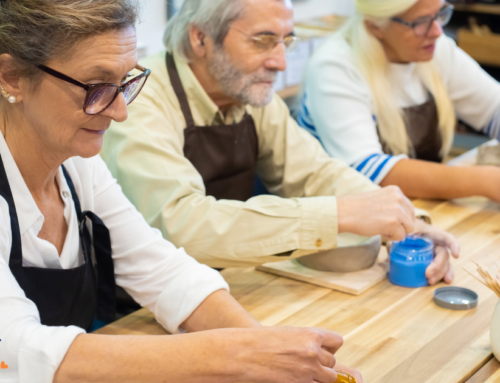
top-left (477, 141), bottom-right (500, 166)
top-left (297, 235), bottom-right (382, 273)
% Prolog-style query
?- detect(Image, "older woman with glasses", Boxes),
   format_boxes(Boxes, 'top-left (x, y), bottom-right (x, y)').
top-left (299, 0), bottom-right (500, 202)
top-left (0, 1), bottom-right (362, 383)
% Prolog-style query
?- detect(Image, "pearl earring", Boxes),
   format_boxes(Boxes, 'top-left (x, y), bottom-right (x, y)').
top-left (0, 86), bottom-right (15, 103)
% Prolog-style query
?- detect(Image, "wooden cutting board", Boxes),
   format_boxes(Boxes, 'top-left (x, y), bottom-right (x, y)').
top-left (256, 247), bottom-right (389, 295)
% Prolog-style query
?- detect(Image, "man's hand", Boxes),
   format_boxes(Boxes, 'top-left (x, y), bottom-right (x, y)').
top-left (413, 220), bottom-right (460, 284)
top-left (337, 186), bottom-right (416, 241)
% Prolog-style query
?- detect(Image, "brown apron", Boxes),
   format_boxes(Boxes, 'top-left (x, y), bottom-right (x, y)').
top-left (380, 98), bottom-right (443, 163)
top-left (166, 53), bottom-right (259, 201)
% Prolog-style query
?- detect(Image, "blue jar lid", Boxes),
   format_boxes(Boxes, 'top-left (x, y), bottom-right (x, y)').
top-left (391, 235), bottom-right (434, 261)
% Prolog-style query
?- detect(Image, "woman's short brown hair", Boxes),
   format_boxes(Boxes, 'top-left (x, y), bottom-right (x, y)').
top-left (0, 0), bottom-right (139, 81)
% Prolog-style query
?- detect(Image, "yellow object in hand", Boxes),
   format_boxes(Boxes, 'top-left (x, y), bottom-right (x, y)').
top-left (335, 372), bottom-right (357, 383)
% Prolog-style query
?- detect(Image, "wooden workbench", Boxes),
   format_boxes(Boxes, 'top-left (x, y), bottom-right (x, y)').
top-left (97, 149), bottom-right (500, 382)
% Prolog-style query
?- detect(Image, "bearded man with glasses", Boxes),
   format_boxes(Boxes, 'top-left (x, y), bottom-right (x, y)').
top-left (102, 0), bottom-right (459, 286)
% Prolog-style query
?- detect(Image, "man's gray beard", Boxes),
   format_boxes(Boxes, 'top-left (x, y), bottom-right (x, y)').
top-left (208, 46), bottom-right (277, 108)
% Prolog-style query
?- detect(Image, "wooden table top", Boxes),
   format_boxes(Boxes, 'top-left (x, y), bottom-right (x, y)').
top-left (97, 149), bottom-right (500, 383)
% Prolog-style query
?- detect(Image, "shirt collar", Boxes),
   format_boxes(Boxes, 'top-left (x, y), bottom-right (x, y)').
top-left (56, 165), bottom-right (72, 201)
top-left (0, 133), bottom-right (42, 235)
top-left (173, 53), bottom-right (247, 125)
top-left (0, 134), bottom-right (71, 235)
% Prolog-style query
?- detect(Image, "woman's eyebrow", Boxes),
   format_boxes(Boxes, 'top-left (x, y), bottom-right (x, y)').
top-left (410, 5), bottom-right (444, 21)
top-left (88, 66), bottom-right (117, 77)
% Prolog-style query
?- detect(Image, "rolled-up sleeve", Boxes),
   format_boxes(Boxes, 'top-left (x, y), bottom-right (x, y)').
top-left (101, 71), bottom-right (378, 267)
top-left (0, 157), bottom-right (228, 383)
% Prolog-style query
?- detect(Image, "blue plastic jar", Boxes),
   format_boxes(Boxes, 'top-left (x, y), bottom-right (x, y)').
top-left (389, 235), bottom-right (434, 288)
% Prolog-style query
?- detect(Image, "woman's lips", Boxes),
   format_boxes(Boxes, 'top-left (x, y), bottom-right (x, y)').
top-left (423, 43), bottom-right (436, 53)
top-left (82, 128), bottom-right (106, 135)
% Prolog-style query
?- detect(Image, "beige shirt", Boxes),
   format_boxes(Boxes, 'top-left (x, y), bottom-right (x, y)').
top-left (102, 51), bottom-right (384, 268)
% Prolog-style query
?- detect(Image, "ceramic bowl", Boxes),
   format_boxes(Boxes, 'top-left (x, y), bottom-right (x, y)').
top-left (297, 235), bottom-right (382, 273)
top-left (477, 141), bottom-right (500, 166)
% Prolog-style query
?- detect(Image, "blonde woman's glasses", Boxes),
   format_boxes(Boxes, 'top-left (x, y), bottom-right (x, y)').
top-left (391, 2), bottom-right (454, 37)
top-left (232, 28), bottom-right (301, 53)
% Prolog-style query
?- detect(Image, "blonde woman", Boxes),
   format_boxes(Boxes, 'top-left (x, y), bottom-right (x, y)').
top-left (298, 0), bottom-right (500, 200)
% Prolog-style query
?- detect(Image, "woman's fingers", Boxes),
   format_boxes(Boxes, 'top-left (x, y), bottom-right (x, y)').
top-left (313, 365), bottom-right (338, 383)
top-left (319, 349), bottom-right (336, 369)
top-left (320, 330), bottom-right (343, 354)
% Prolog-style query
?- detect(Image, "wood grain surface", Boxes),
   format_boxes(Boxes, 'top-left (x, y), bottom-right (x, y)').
top-left (96, 153), bottom-right (500, 382)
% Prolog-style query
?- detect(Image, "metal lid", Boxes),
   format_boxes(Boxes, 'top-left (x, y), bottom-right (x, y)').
top-left (433, 287), bottom-right (478, 311)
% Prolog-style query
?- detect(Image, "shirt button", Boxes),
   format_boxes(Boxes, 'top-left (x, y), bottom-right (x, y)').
top-left (315, 239), bottom-right (323, 248)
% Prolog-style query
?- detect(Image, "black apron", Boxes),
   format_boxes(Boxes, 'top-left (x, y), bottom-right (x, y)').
top-left (380, 98), bottom-right (443, 163)
top-left (1, 157), bottom-right (116, 332)
top-left (166, 53), bottom-right (259, 201)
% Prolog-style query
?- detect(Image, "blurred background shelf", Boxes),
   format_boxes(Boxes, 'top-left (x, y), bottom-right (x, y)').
top-left (277, 85), bottom-right (301, 100)
top-left (454, 3), bottom-right (500, 15)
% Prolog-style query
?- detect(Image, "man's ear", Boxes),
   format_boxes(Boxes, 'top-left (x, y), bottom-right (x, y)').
top-left (189, 25), bottom-right (208, 58)
top-left (0, 54), bottom-right (23, 102)
top-left (364, 19), bottom-right (384, 40)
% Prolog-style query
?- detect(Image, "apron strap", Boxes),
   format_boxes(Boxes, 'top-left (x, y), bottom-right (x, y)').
top-left (82, 211), bottom-right (116, 322)
top-left (61, 165), bottom-right (116, 323)
top-left (166, 52), bottom-right (195, 128)
top-left (0, 155), bottom-right (23, 269)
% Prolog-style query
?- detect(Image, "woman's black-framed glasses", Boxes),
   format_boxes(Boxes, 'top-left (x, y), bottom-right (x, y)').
top-left (37, 64), bottom-right (151, 115)
top-left (391, 2), bottom-right (454, 37)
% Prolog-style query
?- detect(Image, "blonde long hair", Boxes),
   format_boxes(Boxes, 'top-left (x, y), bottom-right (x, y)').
top-left (339, 0), bottom-right (456, 157)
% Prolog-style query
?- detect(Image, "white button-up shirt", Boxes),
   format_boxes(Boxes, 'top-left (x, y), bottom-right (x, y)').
top-left (0, 133), bottom-right (228, 383)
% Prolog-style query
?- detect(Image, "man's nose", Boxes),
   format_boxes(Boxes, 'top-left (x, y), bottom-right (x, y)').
top-left (264, 42), bottom-right (287, 72)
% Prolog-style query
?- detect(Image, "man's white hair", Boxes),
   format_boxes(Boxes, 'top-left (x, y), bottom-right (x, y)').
top-left (164, 0), bottom-right (246, 62)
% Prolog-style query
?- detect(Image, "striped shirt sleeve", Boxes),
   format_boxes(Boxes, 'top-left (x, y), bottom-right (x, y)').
top-left (297, 93), bottom-right (408, 185)
top-left (352, 153), bottom-right (408, 184)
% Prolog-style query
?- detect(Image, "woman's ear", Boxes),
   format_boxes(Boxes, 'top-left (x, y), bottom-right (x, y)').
top-left (0, 54), bottom-right (23, 102)
top-left (364, 19), bottom-right (385, 40)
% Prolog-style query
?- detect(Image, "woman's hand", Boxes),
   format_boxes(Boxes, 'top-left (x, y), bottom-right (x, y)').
top-left (229, 326), bottom-right (349, 383)
top-left (413, 220), bottom-right (460, 284)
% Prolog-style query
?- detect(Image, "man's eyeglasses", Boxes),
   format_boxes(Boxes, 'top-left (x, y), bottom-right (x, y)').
top-left (391, 2), bottom-right (454, 37)
top-left (37, 64), bottom-right (151, 115)
top-left (232, 28), bottom-right (301, 53)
